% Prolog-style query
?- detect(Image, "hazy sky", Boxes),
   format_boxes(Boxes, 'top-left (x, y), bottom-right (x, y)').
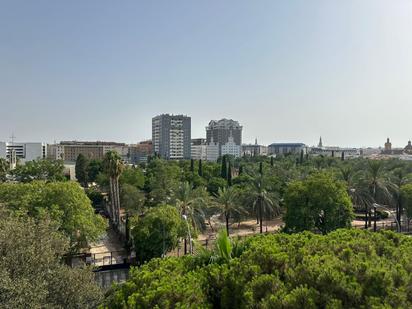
top-left (1, 0), bottom-right (411, 148)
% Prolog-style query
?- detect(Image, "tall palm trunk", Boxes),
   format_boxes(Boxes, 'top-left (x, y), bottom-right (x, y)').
top-left (109, 177), bottom-right (116, 225)
top-left (114, 176), bottom-right (121, 226)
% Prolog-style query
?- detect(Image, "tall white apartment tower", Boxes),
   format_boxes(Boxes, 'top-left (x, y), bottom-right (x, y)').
top-left (152, 114), bottom-right (191, 160)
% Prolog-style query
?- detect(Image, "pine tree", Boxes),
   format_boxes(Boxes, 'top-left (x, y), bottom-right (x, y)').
top-left (341, 151), bottom-right (345, 161)
top-left (259, 162), bottom-right (263, 175)
top-left (227, 162), bottom-right (232, 186)
top-left (221, 155), bottom-right (227, 179)
top-left (300, 149), bottom-right (304, 164)
top-left (270, 156), bottom-right (274, 166)
top-left (331, 150), bottom-right (335, 158)
top-left (239, 165), bottom-right (243, 175)
top-left (198, 159), bottom-right (203, 177)
top-left (190, 159), bottom-right (194, 172)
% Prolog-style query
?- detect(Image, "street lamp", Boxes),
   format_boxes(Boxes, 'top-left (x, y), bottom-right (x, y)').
top-left (373, 203), bottom-right (401, 232)
top-left (182, 215), bottom-right (193, 254)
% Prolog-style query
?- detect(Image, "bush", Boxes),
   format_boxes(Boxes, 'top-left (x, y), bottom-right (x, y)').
top-left (105, 229), bottom-right (412, 308)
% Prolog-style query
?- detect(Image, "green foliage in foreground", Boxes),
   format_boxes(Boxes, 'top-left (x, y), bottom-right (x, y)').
top-left (0, 208), bottom-right (103, 308)
top-left (105, 229), bottom-right (412, 308)
top-left (0, 181), bottom-right (107, 249)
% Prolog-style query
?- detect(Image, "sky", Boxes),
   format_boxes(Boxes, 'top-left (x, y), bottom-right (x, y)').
top-left (1, 0), bottom-right (412, 148)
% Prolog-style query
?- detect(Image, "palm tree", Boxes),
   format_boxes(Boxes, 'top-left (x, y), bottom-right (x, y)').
top-left (338, 165), bottom-right (374, 228)
top-left (247, 174), bottom-right (280, 233)
top-left (390, 167), bottom-right (412, 226)
top-left (214, 187), bottom-right (244, 235)
top-left (175, 182), bottom-right (209, 253)
top-left (363, 160), bottom-right (394, 228)
top-left (103, 151), bottom-right (124, 226)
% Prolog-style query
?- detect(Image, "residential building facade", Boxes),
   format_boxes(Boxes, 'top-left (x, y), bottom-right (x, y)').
top-left (152, 114), bottom-right (191, 160)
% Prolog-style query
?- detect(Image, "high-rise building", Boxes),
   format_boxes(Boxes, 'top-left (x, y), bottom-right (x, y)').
top-left (152, 114), bottom-right (191, 160)
top-left (206, 119), bottom-right (242, 148)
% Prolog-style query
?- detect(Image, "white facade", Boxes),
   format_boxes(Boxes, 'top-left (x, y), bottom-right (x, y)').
top-left (221, 136), bottom-right (241, 158)
top-left (191, 144), bottom-right (207, 160)
top-left (206, 142), bottom-right (220, 162)
top-left (0, 142), bottom-right (46, 163)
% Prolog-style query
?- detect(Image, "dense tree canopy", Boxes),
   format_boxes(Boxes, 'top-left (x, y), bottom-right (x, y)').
top-left (284, 172), bottom-right (354, 234)
top-left (104, 229), bottom-right (412, 308)
top-left (131, 205), bottom-right (186, 263)
top-left (12, 159), bottom-right (66, 182)
top-left (0, 207), bottom-right (103, 308)
top-left (0, 181), bottom-right (107, 249)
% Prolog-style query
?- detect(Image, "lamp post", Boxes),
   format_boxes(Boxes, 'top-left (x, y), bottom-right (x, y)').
top-left (182, 215), bottom-right (193, 254)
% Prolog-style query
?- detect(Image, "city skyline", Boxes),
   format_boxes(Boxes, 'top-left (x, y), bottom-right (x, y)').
top-left (1, 1), bottom-right (412, 147)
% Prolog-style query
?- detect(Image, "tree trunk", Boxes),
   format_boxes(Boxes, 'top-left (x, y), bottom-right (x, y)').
top-left (225, 213), bottom-right (230, 236)
top-left (109, 178), bottom-right (116, 225)
top-left (259, 199), bottom-right (263, 234)
top-left (115, 177), bottom-right (121, 226)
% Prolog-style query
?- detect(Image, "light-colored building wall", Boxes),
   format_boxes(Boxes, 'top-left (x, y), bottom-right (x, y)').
top-left (206, 143), bottom-right (219, 162)
top-left (191, 144), bottom-right (207, 160)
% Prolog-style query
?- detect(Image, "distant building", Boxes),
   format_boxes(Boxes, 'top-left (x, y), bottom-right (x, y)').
top-left (206, 119), bottom-right (242, 154)
top-left (0, 142), bottom-right (46, 163)
top-left (221, 135), bottom-right (241, 158)
top-left (191, 138), bottom-right (207, 160)
top-left (268, 143), bottom-right (306, 156)
top-left (405, 141), bottom-right (412, 154)
top-left (310, 147), bottom-right (360, 158)
top-left (129, 140), bottom-right (153, 164)
top-left (242, 139), bottom-right (268, 156)
top-left (47, 141), bottom-right (126, 162)
top-left (206, 138), bottom-right (220, 162)
top-left (152, 114), bottom-right (191, 160)
top-left (383, 138), bottom-right (392, 154)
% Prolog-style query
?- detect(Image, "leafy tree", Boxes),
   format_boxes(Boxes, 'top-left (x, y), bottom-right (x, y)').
top-left (13, 159), bottom-right (65, 182)
top-left (214, 187), bottom-right (243, 235)
top-left (0, 207), bottom-right (103, 308)
top-left (0, 158), bottom-right (9, 181)
top-left (120, 183), bottom-right (145, 215)
top-left (119, 166), bottom-right (144, 189)
top-left (284, 172), bottom-right (354, 234)
top-left (87, 159), bottom-right (104, 183)
top-left (0, 181), bottom-right (107, 249)
top-left (207, 177), bottom-right (227, 195)
top-left (145, 159), bottom-right (180, 205)
top-left (75, 154), bottom-right (89, 187)
top-left (103, 151), bottom-right (124, 225)
top-left (131, 205), bottom-right (186, 263)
